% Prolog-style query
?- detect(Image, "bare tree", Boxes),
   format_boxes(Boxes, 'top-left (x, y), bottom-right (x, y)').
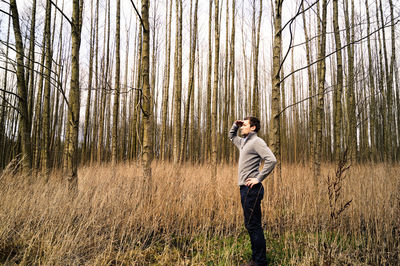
top-left (112, 0), bottom-right (121, 165)
top-left (66, 0), bottom-right (83, 191)
top-left (140, 0), bottom-right (153, 190)
top-left (10, 0), bottom-right (33, 172)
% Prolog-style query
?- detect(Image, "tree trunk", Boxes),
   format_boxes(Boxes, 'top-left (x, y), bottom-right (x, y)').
top-left (0, 12), bottom-right (11, 168)
top-left (42, 0), bottom-right (53, 174)
top-left (270, 0), bottom-right (283, 190)
top-left (67, 0), bottom-right (83, 192)
top-left (211, 0), bottom-right (220, 172)
top-left (160, 0), bottom-right (172, 162)
top-left (206, 0), bottom-right (213, 162)
top-left (112, 0), bottom-right (121, 165)
top-left (26, 0), bottom-right (37, 120)
top-left (173, 0), bottom-right (183, 164)
top-left (365, 0), bottom-right (376, 161)
top-left (314, 0), bottom-right (328, 182)
top-left (332, 0), bottom-right (343, 162)
top-left (301, 3), bottom-right (314, 167)
top-left (343, 0), bottom-right (357, 162)
top-left (229, 0), bottom-right (236, 163)
top-left (141, 0), bottom-right (153, 193)
top-left (83, 0), bottom-right (95, 164)
top-left (252, 0), bottom-right (262, 118)
top-left (10, 0), bottom-right (32, 172)
top-left (181, 0), bottom-right (199, 163)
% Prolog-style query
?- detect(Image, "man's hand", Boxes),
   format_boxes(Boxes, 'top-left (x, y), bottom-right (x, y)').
top-left (245, 177), bottom-right (260, 188)
top-left (235, 120), bottom-right (244, 127)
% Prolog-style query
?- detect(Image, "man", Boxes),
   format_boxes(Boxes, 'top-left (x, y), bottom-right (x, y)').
top-left (229, 117), bottom-right (277, 266)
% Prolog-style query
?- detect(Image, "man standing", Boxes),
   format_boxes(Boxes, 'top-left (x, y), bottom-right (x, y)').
top-left (229, 117), bottom-right (277, 266)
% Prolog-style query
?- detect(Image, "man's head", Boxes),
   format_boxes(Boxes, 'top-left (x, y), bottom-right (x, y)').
top-left (240, 116), bottom-right (260, 136)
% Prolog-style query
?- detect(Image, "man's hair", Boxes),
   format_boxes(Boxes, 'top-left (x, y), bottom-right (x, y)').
top-left (244, 116), bottom-right (261, 132)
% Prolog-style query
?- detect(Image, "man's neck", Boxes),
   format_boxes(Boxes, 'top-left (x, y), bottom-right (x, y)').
top-left (243, 131), bottom-right (256, 138)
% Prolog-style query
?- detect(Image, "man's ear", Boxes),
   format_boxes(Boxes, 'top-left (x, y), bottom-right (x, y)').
top-left (250, 126), bottom-right (256, 131)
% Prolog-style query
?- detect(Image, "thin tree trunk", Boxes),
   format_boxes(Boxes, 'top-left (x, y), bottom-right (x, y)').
top-left (211, 0), bottom-right (220, 172)
top-left (10, 0), bottom-right (32, 172)
top-left (121, 20), bottom-right (131, 162)
top-left (252, 0), bottom-right (262, 118)
top-left (206, 0), bottom-right (213, 162)
top-left (173, 0), bottom-right (183, 164)
top-left (314, 0), bottom-right (328, 182)
top-left (98, 0), bottom-right (111, 163)
top-left (160, 0), bottom-right (172, 162)
top-left (388, 0), bottom-right (397, 160)
top-left (270, 0), bottom-right (283, 190)
top-left (343, 0), bottom-right (357, 162)
top-left (365, 0), bottom-right (376, 161)
top-left (141, 0), bottom-right (153, 192)
top-left (229, 0), bottom-right (236, 163)
top-left (26, 0), bottom-right (37, 120)
top-left (222, 0), bottom-right (229, 163)
top-left (112, 0), bottom-right (121, 165)
top-left (91, 0), bottom-right (100, 164)
top-left (67, 0), bottom-right (83, 192)
top-left (0, 12), bottom-right (11, 168)
top-left (301, 3), bottom-right (314, 166)
top-left (290, 39), bottom-right (297, 163)
top-left (42, 0), bottom-right (53, 174)
top-left (83, 0), bottom-right (95, 164)
top-left (332, 0), bottom-right (343, 162)
top-left (181, 0), bottom-right (198, 163)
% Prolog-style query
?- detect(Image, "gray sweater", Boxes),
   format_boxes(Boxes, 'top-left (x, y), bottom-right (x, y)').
top-left (229, 123), bottom-right (277, 186)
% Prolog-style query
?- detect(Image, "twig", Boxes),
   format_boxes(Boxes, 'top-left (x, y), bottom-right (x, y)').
top-left (278, 16), bottom-right (400, 85)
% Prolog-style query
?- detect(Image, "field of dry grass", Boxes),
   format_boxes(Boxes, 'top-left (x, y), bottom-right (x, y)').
top-left (0, 161), bottom-right (399, 265)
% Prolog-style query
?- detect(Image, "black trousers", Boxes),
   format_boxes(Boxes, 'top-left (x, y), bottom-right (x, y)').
top-left (240, 183), bottom-right (267, 265)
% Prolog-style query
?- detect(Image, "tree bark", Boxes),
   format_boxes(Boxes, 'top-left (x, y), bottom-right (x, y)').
top-left (270, 0), bottom-right (283, 190)
top-left (141, 0), bottom-right (153, 193)
top-left (211, 0), bottom-right (220, 172)
top-left (10, 0), bottom-right (32, 172)
top-left (332, 0), bottom-right (343, 162)
top-left (67, 0), bottom-right (83, 192)
top-left (112, 0), bottom-right (121, 165)
top-left (83, 0), bottom-right (95, 164)
top-left (42, 0), bottom-right (53, 174)
top-left (314, 0), bottom-right (328, 182)
top-left (181, 0), bottom-right (199, 163)
top-left (173, 0), bottom-right (183, 164)
top-left (343, 0), bottom-right (357, 162)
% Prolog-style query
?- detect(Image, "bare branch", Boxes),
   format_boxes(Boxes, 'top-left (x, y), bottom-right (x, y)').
top-left (0, 65), bottom-right (16, 74)
top-left (0, 8), bottom-right (11, 16)
top-left (0, 96), bottom-right (21, 115)
top-left (277, 0), bottom-right (305, 76)
top-left (277, 0), bottom-right (317, 36)
top-left (0, 40), bottom-right (62, 68)
top-left (0, 87), bottom-right (22, 101)
top-left (50, 0), bottom-right (72, 25)
top-left (129, 0), bottom-right (147, 32)
top-left (278, 17), bottom-right (400, 85)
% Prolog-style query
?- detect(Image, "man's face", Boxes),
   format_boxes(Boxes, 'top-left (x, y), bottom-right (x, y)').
top-left (240, 119), bottom-right (255, 136)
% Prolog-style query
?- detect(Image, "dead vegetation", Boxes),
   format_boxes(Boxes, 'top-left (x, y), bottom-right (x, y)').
top-left (0, 161), bottom-right (399, 264)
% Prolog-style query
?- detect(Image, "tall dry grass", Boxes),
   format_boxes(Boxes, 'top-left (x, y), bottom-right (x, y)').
top-left (0, 161), bottom-right (399, 265)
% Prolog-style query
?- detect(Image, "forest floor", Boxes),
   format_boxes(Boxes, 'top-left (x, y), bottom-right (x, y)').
top-left (0, 161), bottom-right (399, 265)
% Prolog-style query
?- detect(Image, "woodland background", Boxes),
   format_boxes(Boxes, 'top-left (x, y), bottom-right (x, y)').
top-left (0, 0), bottom-right (399, 264)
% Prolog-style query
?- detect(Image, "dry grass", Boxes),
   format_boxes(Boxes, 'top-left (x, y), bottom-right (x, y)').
top-left (0, 161), bottom-right (399, 265)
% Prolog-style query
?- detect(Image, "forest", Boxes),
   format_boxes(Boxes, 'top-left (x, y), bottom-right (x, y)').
top-left (0, 0), bottom-right (399, 264)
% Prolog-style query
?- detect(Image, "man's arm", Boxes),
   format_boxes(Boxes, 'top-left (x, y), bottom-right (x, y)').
top-left (254, 139), bottom-right (277, 182)
top-left (228, 122), bottom-right (242, 148)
